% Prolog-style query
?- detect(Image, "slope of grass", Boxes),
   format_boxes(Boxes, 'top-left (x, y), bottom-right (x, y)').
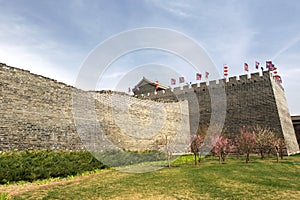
top-left (3, 154), bottom-right (299, 200)
top-left (0, 150), bottom-right (106, 184)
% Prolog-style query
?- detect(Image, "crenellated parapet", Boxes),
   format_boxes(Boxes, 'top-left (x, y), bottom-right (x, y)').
top-left (134, 71), bottom-right (283, 99)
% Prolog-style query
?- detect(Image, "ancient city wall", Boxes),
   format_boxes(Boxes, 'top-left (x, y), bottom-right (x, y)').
top-left (0, 63), bottom-right (299, 154)
top-left (0, 63), bottom-right (189, 152)
top-left (136, 71), bottom-right (300, 155)
top-left (0, 64), bottom-right (80, 151)
top-left (271, 76), bottom-right (300, 155)
top-left (136, 72), bottom-right (282, 134)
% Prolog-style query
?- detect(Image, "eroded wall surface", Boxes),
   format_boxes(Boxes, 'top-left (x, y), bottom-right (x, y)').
top-left (0, 64), bottom-right (189, 152)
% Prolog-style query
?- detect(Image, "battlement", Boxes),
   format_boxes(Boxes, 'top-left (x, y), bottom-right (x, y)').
top-left (134, 71), bottom-right (283, 99)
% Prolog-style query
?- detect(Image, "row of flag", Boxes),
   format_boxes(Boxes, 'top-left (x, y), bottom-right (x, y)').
top-left (129, 60), bottom-right (282, 93)
top-left (168, 60), bottom-right (281, 88)
top-left (128, 72), bottom-right (210, 93)
top-left (224, 60), bottom-right (277, 76)
top-left (266, 61), bottom-right (282, 83)
top-left (243, 61), bottom-right (260, 72)
top-left (171, 72), bottom-right (209, 85)
top-left (224, 61), bottom-right (260, 76)
top-left (224, 60), bottom-right (281, 83)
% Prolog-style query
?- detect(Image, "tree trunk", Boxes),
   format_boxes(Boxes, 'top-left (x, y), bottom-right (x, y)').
top-left (246, 152), bottom-right (250, 163)
top-left (280, 148), bottom-right (283, 160)
top-left (274, 147), bottom-right (279, 162)
top-left (221, 152), bottom-right (225, 162)
top-left (260, 150), bottom-right (264, 159)
top-left (194, 153), bottom-right (197, 165)
top-left (267, 149), bottom-right (272, 157)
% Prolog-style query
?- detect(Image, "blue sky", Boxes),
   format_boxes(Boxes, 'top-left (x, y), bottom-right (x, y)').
top-left (0, 0), bottom-right (300, 115)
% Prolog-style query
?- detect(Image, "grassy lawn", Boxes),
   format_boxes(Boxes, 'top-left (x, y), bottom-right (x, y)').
top-left (1, 154), bottom-right (300, 200)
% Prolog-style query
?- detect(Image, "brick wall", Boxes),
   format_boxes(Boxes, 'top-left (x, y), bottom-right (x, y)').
top-left (0, 63), bottom-right (190, 152)
top-left (0, 63), bottom-right (299, 154)
top-left (136, 72), bottom-right (300, 155)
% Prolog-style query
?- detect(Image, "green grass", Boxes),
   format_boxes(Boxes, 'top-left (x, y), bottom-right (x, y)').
top-left (0, 194), bottom-right (8, 200)
top-left (2, 154), bottom-right (299, 200)
top-left (0, 150), bottom-right (106, 184)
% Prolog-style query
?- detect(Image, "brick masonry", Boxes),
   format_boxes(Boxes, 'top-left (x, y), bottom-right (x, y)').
top-left (135, 72), bottom-right (300, 155)
top-left (0, 63), bottom-right (190, 152)
top-left (0, 63), bottom-right (299, 155)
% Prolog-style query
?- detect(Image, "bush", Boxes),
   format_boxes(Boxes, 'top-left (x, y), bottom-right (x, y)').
top-left (0, 150), bottom-right (106, 184)
top-left (92, 149), bottom-right (167, 167)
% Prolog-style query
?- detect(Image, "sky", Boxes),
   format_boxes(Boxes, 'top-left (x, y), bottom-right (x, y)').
top-left (0, 0), bottom-right (300, 115)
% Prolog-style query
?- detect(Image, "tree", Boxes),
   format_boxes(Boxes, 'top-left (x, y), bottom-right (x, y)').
top-left (191, 134), bottom-right (204, 165)
top-left (254, 126), bottom-right (276, 159)
top-left (274, 137), bottom-right (286, 162)
top-left (236, 129), bottom-right (256, 163)
top-left (211, 135), bottom-right (234, 163)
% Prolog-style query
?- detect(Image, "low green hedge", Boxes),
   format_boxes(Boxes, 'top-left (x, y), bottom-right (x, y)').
top-left (0, 150), bottom-right (106, 184)
top-left (93, 149), bottom-right (167, 167)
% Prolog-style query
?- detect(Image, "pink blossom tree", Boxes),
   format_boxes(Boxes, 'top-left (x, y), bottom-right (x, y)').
top-left (236, 130), bottom-right (256, 163)
top-left (191, 134), bottom-right (204, 165)
top-left (211, 135), bottom-right (234, 163)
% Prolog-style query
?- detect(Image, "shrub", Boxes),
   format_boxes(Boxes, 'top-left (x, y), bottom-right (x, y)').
top-left (0, 150), bottom-right (106, 184)
top-left (92, 149), bottom-right (166, 167)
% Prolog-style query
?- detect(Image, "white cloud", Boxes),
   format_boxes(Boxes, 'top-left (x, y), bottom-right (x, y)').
top-left (0, 0), bottom-right (300, 114)
top-left (0, 8), bottom-right (87, 86)
top-left (148, 0), bottom-right (194, 18)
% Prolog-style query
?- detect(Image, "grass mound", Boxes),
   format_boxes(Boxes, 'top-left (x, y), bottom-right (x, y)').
top-left (0, 150), bottom-right (106, 184)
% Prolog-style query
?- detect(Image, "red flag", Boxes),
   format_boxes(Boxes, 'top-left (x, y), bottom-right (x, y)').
top-left (255, 61), bottom-right (260, 69)
top-left (266, 61), bottom-right (272, 70)
top-left (155, 80), bottom-right (159, 91)
top-left (171, 78), bottom-right (176, 85)
top-left (179, 76), bottom-right (185, 83)
top-left (224, 65), bottom-right (228, 77)
top-left (205, 72), bottom-right (209, 79)
top-left (244, 63), bottom-right (249, 72)
top-left (196, 73), bottom-right (202, 80)
top-left (274, 75), bottom-right (282, 83)
top-left (270, 64), bottom-right (276, 71)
